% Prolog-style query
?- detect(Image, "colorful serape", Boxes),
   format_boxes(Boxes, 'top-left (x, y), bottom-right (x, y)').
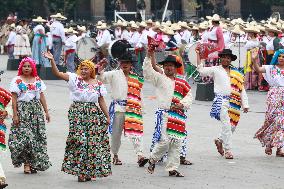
top-left (0, 87), bottom-right (12, 151)
top-left (210, 67), bottom-right (243, 127)
top-left (228, 67), bottom-right (244, 127)
top-left (124, 72), bottom-right (144, 137)
top-left (166, 75), bottom-right (191, 139)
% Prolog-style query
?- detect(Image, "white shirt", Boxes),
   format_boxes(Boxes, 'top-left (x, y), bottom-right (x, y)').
top-left (200, 31), bottom-right (209, 43)
top-left (197, 64), bottom-right (249, 108)
top-left (136, 29), bottom-right (148, 48)
top-left (9, 76), bottom-right (46, 102)
top-left (263, 65), bottom-right (284, 87)
top-left (67, 72), bottom-right (107, 102)
top-left (50, 20), bottom-right (66, 42)
top-left (180, 30), bottom-right (191, 44)
top-left (223, 31), bottom-right (231, 48)
top-left (97, 29), bottom-right (112, 47)
top-left (46, 32), bottom-right (52, 50)
top-left (114, 28), bottom-right (122, 39)
top-left (33, 24), bottom-right (45, 34)
top-left (97, 69), bottom-right (128, 112)
top-left (147, 28), bottom-right (156, 38)
top-left (244, 39), bottom-right (259, 50)
top-left (121, 29), bottom-right (130, 40)
top-left (65, 34), bottom-right (77, 50)
top-left (208, 26), bottom-right (218, 41)
top-left (129, 31), bottom-right (140, 47)
top-left (6, 31), bottom-right (16, 45)
top-left (263, 36), bottom-right (275, 50)
top-left (174, 32), bottom-right (182, 46)
top-left (143, 57), bottom-right (192, 110)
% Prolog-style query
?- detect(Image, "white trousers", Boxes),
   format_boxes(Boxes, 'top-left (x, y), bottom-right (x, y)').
top-left (219, 99), bottom-right (233, 151)
top-left (150, 137), bottom-right (181, 171)
top-left (111, 112), bottom-right (144, 156)
top-left (0, 162), bottom-right (5, 183)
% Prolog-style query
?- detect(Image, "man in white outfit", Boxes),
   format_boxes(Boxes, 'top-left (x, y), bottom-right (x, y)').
top-left (50, 13), bottom-right (66, 65)
top-left (196, 48), bottom-right (249, 159)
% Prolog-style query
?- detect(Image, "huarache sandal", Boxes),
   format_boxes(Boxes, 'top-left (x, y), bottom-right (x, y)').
top-left (0, 183), bottom-right (8, 189)
top-left (265, 146), bottom-right (272, 155)
top-left (169, 170), bottom-right (184, 177)
top-left (113, 156), bottom-right (122, 165)
top-left (147, 159), bottom-right (155, 174)
top-left (78, 176), bottom-right (91, 182)
top-left (137, 157), bottom-right (149, 167)
top-left (180, 157), bottom-right (193, 165)
top-left (24, 163), bottom-right (31, 174)
top-left (224, 151), bottom-right (234, 159)
top-left (30, 167), bottom-right (37, 174)
top-left (276, 149), bottom-right (284, 157)
top-left (214, 139), bottom-right (224, 156)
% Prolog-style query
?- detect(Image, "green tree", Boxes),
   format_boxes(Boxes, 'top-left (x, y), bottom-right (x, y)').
top-left (262, 0), bottom-right (284, 6)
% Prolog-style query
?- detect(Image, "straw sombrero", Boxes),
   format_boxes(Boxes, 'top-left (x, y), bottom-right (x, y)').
top-left (50, 13), bottom-right (67, 20)
top-left (32, 16), bottom-right (47, 23)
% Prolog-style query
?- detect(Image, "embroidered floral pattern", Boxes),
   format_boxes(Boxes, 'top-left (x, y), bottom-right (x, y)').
top-left (16, 77), bottom-right (42, 93)
top-left (270, 66), bottom-right (284, 78)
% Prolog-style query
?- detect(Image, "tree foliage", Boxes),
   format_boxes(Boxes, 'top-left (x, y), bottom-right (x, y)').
top-left (0, 0), bottom-right (78, 20)
top-left (261, 0), bottom-right (284, 6)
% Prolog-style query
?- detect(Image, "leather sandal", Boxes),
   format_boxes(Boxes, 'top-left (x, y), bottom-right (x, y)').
top-left (137, 157), bottom-right (149, 167)
top-left (214, 139), bottom-right (224, 156)
top-left (113, 156), bottom-right (122, 165)
top-left (78, 176), bottom-right (91, 182)
top-left (24, 163), bottom-right (31, 174)
top-left (169, 170), bottom-right (184, 177)
top-left (147, 159), bottom-right (155, 174)
top-left (276, 149), bottom-right (284, 157)
top-left (224, 151), bottom-right (234, 159)
top-left (265, 146), bottom-right (272, 155)
top-left (30, 167), bottom-right (37, 174)
top-left (0, 183), bottom-right (8, 189)
top-left (180, 157), bottom-right (193, 165)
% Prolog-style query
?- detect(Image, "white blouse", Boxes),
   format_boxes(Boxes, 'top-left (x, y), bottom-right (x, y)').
top-left (263, 65), bottom-right (284, 87)
top-left (9, 76), bottom-right (46, 102)
top-left (68, 72), bottom-right (107, 103)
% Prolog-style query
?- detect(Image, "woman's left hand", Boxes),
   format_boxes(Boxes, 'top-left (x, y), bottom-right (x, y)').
top-left (45, 112), bottom-right (50, 123)
top-left (106, 116), bottom-right (110, 125)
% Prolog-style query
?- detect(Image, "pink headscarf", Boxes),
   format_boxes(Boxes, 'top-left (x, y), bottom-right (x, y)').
top-left (17, 57), bottom-right (38, 77)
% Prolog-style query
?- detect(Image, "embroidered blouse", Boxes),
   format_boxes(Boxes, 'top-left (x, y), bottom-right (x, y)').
top-left (67, 72), bottom-right (107, 102)
top-left (263, 65), bottom-right (284, 87)
top-left (9, 76), bottom-right (46, 102)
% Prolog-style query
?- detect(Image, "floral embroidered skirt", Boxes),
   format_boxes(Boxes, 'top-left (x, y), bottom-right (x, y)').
top-left (8, 100), bottom-right (51, 171)
top-left (255, 87), bottom-right (284, 149)
top-left (62, 102), bottom-right (112, 178)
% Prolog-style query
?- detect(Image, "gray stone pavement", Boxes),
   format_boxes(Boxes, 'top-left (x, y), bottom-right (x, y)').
top-left (0, 55), bottom-right (283, 189)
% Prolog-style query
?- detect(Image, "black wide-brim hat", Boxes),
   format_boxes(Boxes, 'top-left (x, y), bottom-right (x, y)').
top-left (218, 49), bottom-right (237, 61)
top-left (158, 54), bottom-right (182, 68)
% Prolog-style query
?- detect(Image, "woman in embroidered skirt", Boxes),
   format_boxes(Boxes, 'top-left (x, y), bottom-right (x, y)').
top-left (9, 57), bottom-right (51, 174)
top-left (252, 48), bottom-right (284, 157)
top-left (44, 52), bottom-right (112, 182)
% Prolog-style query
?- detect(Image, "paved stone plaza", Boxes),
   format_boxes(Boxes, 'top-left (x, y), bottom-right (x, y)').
top-left (0, 55), bottom-right (283, 189)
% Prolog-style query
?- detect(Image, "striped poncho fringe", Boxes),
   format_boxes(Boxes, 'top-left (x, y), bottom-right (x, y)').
top-left (229, 67), bottom-right (243, 127)
top-left (166, 76), bottom-right (191, 139)
top-left (0, 87), bottom-right (12, 151)
top-left (124, 72), bottom-right (144, 137)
